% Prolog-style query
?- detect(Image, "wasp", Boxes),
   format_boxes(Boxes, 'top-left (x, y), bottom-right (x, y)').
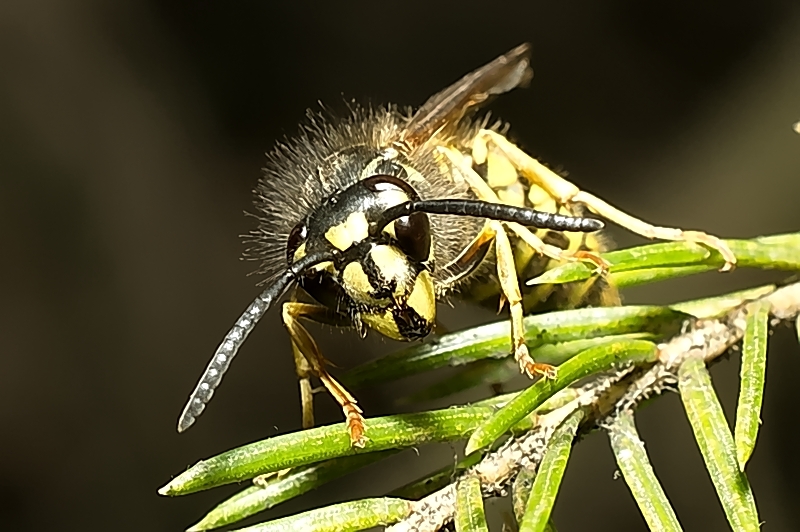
top-left (176, 44), bottom-right (735, 446)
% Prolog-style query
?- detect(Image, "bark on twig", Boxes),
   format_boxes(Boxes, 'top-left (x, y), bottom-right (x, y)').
top-left (388, 282), bottom-right (800, 532)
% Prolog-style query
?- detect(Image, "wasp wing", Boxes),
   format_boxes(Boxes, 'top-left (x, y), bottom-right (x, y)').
top-left (402, 43), bottom-right (533, 145)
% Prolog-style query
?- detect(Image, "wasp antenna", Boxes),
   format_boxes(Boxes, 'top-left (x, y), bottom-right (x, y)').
top-left (177, 275), bottom-right (294, 432)
top-left (373, 199), bottom-right (603, 236)
top-left (177, 252), bottom-right (333, 432)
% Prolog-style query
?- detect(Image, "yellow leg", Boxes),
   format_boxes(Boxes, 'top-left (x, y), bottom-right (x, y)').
top-left (284, 301), bottom-right (321, 430)
top-left (431, 195), bottom-right (557, 378)
top-left (489, 220), bottom-right (557, 379)
top-left (290, 340), bottom-right (315, 429)
top-left (282, 302), bottom-right (366, 447)
top-left (478, 129), bottom-right (737, 271)
top-left (440, 145), bottom-right (608, 272)
top-left (506, 221), bottom-right (609, 272)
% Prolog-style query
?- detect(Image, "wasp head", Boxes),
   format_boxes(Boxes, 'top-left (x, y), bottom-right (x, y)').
top-left (286, 175), bottom-right (436, 341)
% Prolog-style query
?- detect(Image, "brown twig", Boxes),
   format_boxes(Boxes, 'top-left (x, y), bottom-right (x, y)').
top-left (387, 282), bottom-right (800, 532)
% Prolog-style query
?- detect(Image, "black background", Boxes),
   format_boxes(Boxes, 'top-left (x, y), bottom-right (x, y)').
top-left (2, 1), bottom-right (800, 530)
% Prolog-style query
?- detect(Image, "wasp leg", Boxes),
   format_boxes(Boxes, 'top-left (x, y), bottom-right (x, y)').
top-left (434, 202), bottom-right (556, 378)
top-left (489, 220), bottom-right (557, 379)
top-left (439, 219), bottom-right (496, 286)
top-left (440, 146), bottom-right (608, 272)
top-left (315, 366), bottom-right (366, 447)
top-left (507, 221), bottom-right (609, 272)
top-left (282, 301), bottom-right (366, 446)
top-left (477, 129), bottom-right (737, 271)
top-left (284, 300), bottom-right (329, 430)
top-left (289, 340), bottom-right (315, 429)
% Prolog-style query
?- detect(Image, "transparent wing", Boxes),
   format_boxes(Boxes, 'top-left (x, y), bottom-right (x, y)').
top-left (402, 43), bottom-right (533, 145)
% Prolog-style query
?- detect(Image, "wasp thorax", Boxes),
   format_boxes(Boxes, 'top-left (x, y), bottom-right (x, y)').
top-left (289, 174), bottom-right (436, 341)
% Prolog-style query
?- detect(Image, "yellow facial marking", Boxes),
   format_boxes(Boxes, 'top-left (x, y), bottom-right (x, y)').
top-left (325, 211), bottom-right (369, 251)
top-left (406, 270), bottom-right (435, 323)
top-left (369, 245), bottom-right (409, 289)
top-left (361, 310), bottom-right (403, 341)
top-left (342, 262), bottom-right (374, 300)
top-left (292, 242), bottom-right (307, 262)
top-left (486, 148), bottom-right (518, 188)
top-left (311, 261), bottom-right (335, 274)
top-left (382, 221), bottom-right (397, 239)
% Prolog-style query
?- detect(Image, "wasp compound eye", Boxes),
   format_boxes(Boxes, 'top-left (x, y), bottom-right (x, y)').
top-left (286, 220), bottom-right (308, 263)
top-left (362, 174), bottom-right (420, 200)
top-left (394, 211), bottom-right (431, 263)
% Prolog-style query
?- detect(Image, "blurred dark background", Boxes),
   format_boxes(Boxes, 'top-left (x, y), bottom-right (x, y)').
top-left (1, 1), bottom-right (799, 530)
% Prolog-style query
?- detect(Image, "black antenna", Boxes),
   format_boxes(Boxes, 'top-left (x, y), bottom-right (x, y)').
top-left (177, 251), bottom-right (334, 432)
top-left (372, 199), bottom-right (604, 236)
